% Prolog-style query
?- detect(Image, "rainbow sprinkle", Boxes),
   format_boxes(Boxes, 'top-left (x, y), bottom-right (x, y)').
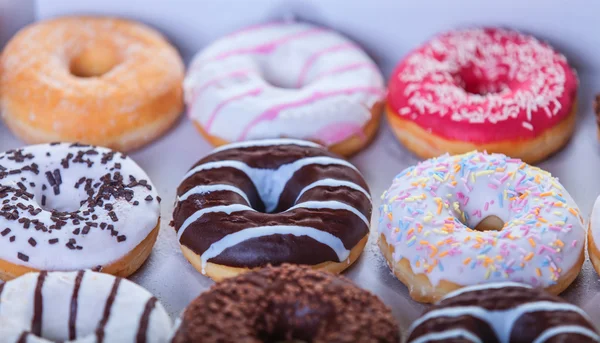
top-left (379, 151), bottom-right (585, 289)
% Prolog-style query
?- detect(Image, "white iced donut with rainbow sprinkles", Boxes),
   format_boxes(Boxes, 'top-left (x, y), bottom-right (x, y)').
top-left (378, 151), bottom-right (585, 303)
top-left (184, 21), bottom-right (385, 156)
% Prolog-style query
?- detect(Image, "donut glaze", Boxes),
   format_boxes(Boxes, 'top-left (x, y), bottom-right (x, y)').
top-left (387, 28), bottom-right (578, 143)
top-left (172, 139), bottom-right (371, 277)
top-left (406, 282), bottom-right (600, 343)
top-left (0, 271), bottom-right (172, 342)
top-left (378, 151), bottom-right (585, 301)
top-left (0, 143), bottom-right (160, 279)
top-left (0, 17), bottom-right (184, 151)
top-left (184, 21), bottom-right (384, 148)
top-left (171, 264), bottom-right (399, 343)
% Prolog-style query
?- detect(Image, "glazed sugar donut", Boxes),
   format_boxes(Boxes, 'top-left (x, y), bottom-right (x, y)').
top-left (387, 28), bottom-right (578, 163)
top-left (171, 264), bottom-right (399, 343)
top-left (0, 17), bottom-right (184, 152)
top-left (0, 270), bottom-right (172, 342)
top-left (406, 282), bottom-right (599, 343)
top-left (0, 143), bottom-right (161, 280)
top-left (184, 21), bottom-right (385, 157)
top-left (172, 139), bottom-right (371, 281)
top-left (378, 151), bottom-right (585, 303)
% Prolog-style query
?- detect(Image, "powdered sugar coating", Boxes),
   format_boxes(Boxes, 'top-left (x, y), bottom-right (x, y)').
top-left (388, 28), bottom-right (578, 143)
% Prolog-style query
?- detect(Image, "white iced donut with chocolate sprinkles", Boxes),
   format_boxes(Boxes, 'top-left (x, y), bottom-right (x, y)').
top-left (378, 151), bottom-right (585, 303)
top-left (0, 143), bottom-right (161, 280)
top-left (184, 21), bottom-right (385, 156)
top-left (0, 270), bottom-right (172, 342)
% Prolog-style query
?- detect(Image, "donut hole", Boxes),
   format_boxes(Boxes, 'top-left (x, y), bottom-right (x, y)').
top-left (38, 192), bottom-right (83, 213)
top-left (262, 70), bottom-right (300, 90)
top-left (457, 68), bottom-right (511, 96)
top-left (474, 215), bottom-right (505, 232)
top-left (70, 44), bottom-right (120, 78)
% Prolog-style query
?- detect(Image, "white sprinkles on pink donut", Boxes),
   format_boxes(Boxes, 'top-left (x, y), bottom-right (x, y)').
top-left (387, 28), bottom-right (578, 141)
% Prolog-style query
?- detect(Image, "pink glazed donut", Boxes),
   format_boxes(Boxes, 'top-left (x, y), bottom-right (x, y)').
top-left (184, 21), bottom-right (385, 156)
top-left (386, 28), bottom-right (578, 163)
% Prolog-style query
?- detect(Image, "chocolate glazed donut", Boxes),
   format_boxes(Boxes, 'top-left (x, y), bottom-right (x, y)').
top-left (171, 264), bottom-right (400, 343)
top-left (172, 139), bottom-right (372, 280)
top-left (407, 282), bottom-right (600, 343)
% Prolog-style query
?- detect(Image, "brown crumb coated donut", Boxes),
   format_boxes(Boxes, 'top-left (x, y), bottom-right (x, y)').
top-left (172, 264), bottom-right (400, 343)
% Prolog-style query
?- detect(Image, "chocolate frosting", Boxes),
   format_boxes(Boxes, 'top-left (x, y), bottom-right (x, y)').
top-left (171, 264), bottom-right (399, 343)
top-left (407, 283), bottom-right (599, 343)
top-left (172, 141), bottom-right (371, 268)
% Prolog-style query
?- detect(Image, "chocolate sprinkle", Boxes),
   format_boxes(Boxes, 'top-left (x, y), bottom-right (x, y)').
top-left (17, 252), bottom-right (29, 262)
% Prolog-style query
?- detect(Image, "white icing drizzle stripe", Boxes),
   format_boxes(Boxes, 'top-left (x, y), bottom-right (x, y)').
top-left (441, 282), bottom-right (532, 300)
top-left (177, 204), bottom-right (255, 241)
top-left (200, 225), bottom-right (351, 272)
top-left (295, 178), bottom-right (371, 203)
top-left (210, 139), bottom-right (322, 154)
top-left (409, 302), bottom-right (592, 343)
top-left (409, 329), bottom-right (483, 343)
top-left (182, 157), bottom-right (359, 213)
top-left (532, 325), bottom-right (600, 343)
top-left (178, 184), bottom-right (250, 205)
top-left (287, 200), bottom-right (370, 227)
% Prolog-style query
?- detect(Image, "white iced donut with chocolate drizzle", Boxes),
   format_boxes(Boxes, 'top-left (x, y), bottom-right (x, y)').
top-left (378, 151), bottom-right (585, 303)
top-left (172, 139), bottom-right (372, 281)
top-left (184, 21), bottom-right (385, 157)
top-left (0, 270), bottom-right (172, 342)
top-left (406, 282), bottom-right (600, 343)
top-left (0, 143), bottom-right (161, 280)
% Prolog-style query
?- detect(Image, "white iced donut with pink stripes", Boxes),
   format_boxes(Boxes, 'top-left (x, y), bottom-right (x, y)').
top-left (184, 21), bottom-right (385, 156)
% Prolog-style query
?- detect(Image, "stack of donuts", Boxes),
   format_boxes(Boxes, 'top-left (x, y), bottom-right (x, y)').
top-left (0, 11), bottom-right (599, 343)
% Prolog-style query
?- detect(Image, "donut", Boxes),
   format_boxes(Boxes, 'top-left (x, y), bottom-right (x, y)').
top-left (378, 151), bottom-right (585, 303)
top-left (386, 28), bottom-right (578, 163)
top-left (0, 143), bottom-right (161, 281)
top-left (171, 264), bottom-right (399, 343)
top-left (0, 17), bottom-right (184, 152)
top-left (406, 282), bottom-right (600, 343)
top-left (0, 270), bottom-right (172, 342)
top-left (184, 21), bottom-right (385, 157)
top-left (587, 196), bottom-right (600, 277)
top-left (172, 139), bottom-right (371, 281)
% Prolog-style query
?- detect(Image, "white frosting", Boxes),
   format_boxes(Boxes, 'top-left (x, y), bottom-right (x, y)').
top-left (200, 225), bottom-right (350, 271)
top-left (287, 200), bottom-right (370, 226)
top-left (409, 329), bottom-right (482, 343)
top-left (295, 178), bottom-right (371, 203)
top-left (177, 204), bottom-right (254, 241)
top-left (532, 326), bottom-right (600, 343)
top-left (589, 195), bottom-right (600, 252)
top-left (0, 143), bottom-right (160, 271)
top-left (209, 138), bottom-right (322, 154)
top-left (184, 22), bottom-right (385, 146)
top-left (379, 151), bottom-right (585, 288)
top-left (178, 184), bottom-right (251, 205)
top-left (183, 156), bottom-right (359, 212)
top-left (441, 281), bottom-right (530, 300)
top-left (0, 271), bottom-right (172, 342)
